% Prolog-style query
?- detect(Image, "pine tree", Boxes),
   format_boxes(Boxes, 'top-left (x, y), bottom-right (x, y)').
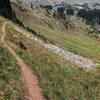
top-left (0, 0), bottom-right (12, 18)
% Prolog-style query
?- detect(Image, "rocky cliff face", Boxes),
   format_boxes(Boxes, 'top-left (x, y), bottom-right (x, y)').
top-left (0, 0), bottom-right (12, 18)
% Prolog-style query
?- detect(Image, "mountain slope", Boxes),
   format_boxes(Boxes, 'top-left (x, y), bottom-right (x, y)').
top-left (0, 1), bottom-right (100, 100)
top-left (0, 15), bottom-right (100, 100)
top-left (18, 0), bottom-right (100, 5)
top-left (11, 1), bottom-right (100, 62)
top-left (3, 17), bottom-right (100, 99)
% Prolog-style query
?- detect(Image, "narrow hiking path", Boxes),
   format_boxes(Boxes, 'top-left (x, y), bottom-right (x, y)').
top-left (11, 23), bottom-right (95, 70)
top-left (1, 22), bottom-right (44, 100)
top-left (1, 22), bottom-right (6, 42)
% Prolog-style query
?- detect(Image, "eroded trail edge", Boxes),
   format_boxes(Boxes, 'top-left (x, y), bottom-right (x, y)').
top-left (2, 22), bottom-right (44, 100)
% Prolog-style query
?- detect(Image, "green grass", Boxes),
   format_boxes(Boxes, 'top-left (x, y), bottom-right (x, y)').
top-left (0, 3), bottom-right (100, 100)
top-left (11, 2), bottom-right (100, 63)
top-left (0, 44), bottom-right (26, 100)
top-left (5, 24), bottom-right (100, 100)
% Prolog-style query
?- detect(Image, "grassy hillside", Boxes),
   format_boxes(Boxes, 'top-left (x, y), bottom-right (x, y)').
top-left (3, 18), bottom-right (100, 100)
top-left (11, 2), bottom-right (100, 63)
top-left (0, 1), bottom-right (100, 100)
top-left (0, 17), bottom-right (29, 100)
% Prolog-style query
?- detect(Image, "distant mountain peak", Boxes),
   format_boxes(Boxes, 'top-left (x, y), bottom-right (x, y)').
top-left (18, 0), bottom-right (63, 5)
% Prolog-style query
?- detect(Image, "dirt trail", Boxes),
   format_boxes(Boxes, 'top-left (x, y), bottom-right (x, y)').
top-left (1, 22), bottom-right (6, 42)
top-left (1, 22), bottom-right (44, 100)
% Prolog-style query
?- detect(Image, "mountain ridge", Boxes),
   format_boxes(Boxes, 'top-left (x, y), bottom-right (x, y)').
top-left (18, 0), bottom-right (100, 5)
